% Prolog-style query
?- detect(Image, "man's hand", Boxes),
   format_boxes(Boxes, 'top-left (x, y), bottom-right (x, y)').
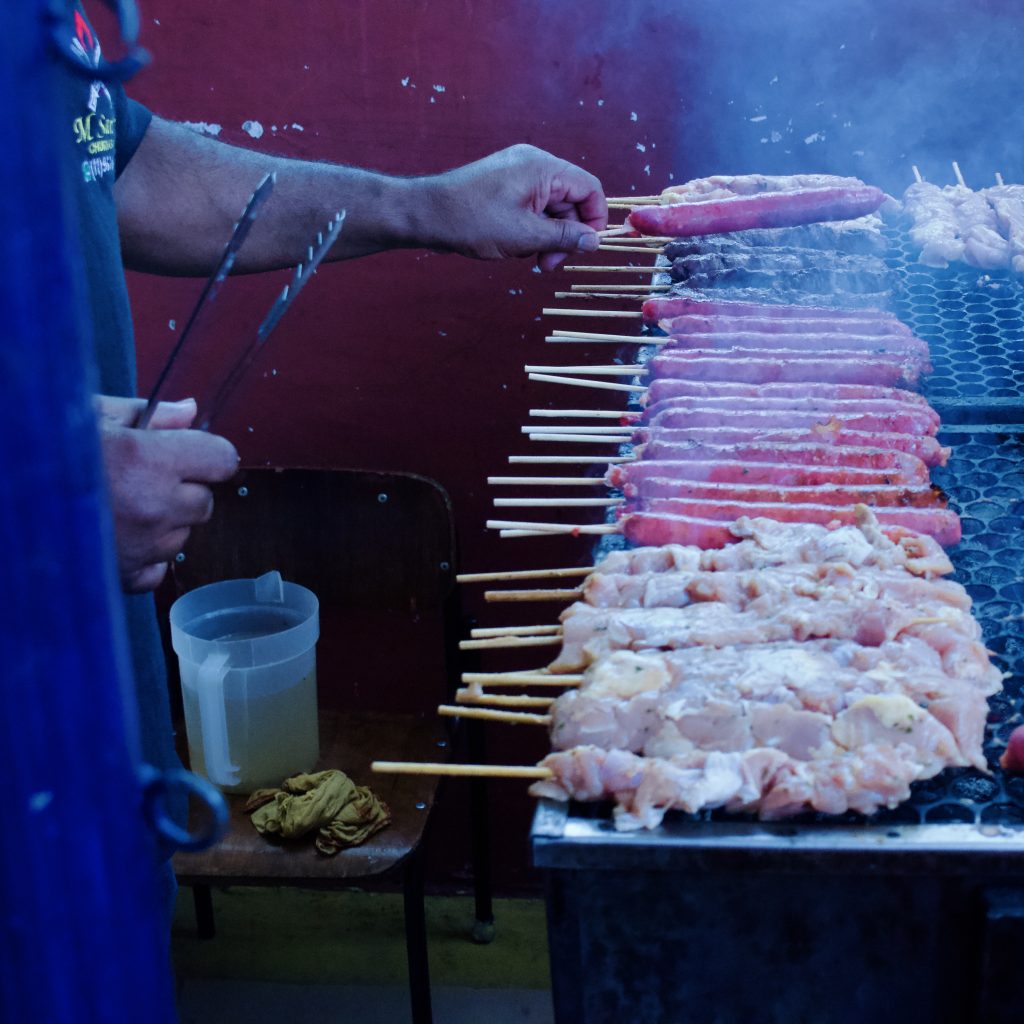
top-left (117, 121), bottom-right (608, 275)
top-left (425, 145), bottom-right (608, 271)
top-left (95, 395), bottom-right (239, 593)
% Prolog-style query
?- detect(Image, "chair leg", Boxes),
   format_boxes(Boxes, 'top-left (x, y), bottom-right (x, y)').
top-left (192, 884), bottom-right (216, 940)
top-left (403, 848), bottom-right (433, 1024)
top-left (468, 720), bottom-right (496, 944)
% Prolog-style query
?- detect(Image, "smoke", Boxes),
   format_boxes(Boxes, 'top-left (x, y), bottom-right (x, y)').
top-left (661, 0), bottom-right (1024, 195)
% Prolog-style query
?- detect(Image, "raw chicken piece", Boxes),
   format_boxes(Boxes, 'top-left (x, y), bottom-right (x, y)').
top-left (550, 591), bottom-right (980, 674)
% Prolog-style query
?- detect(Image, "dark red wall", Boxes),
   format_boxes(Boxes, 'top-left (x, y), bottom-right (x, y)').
top-left (119, 0), bottom-right (691, 889)
top-left (113, 0), bottom-right (1024, 888)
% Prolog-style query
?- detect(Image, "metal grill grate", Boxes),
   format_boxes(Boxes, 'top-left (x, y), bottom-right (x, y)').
top-left (904, 428), bottom-right (1024, 826)
top-left (578, 226), bottom-right (1024, 831)
top-left (886, 223), bottom-right (1024, 413)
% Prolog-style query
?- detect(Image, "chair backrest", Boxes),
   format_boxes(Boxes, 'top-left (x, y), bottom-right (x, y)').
top-left (171, 467), bottom-right (458, 714)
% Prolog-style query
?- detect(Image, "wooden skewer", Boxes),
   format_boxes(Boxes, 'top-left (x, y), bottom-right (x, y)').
top-left (469, 624), bottom-right (561, 638)
top-left (437, 704), bottom-right (552, 726)
top-left (952, 160), bottom-right (966, 188)
top-left (528, 431), bottom-right (633, 443)
top-left (460, 634), bottom-right (563, 650)
top-left (528, 408), bottom-right (639, 419)
top-left (457, 567), bottom-right (590, 583)
top-left (551, 329), bottom-right (656, 342)
top-left (493, 497), bottom-right (622, 508)
top-left (901, 616), bottom-right (956, 628)
top-left (488, 475), bottom-right (599, 485)
top-left (912, 165), bottom-right (923, 183)
top-left (597, 225), bottom-right (635, 238)
top-left (458, 569), bottom-right (593, 585)
top-left (996, 172), bottom-right (1005, 186)
top-left (528, 373), bottom-right (648, 393)
top-left (521, 424), bottom-right (638, 434)
top-left (372, 761), bottom-right (553, 780)
top-left (456, 689), bottom-right (556, 709)
top-left (461, 677), bottom-right (572, 690)
top-left (554, 292), bottom-right (652, 301)
top-left (525, 364), bottom-right (644, 377)
top-left (509, 455), bottom-right (633, 465)
top-left (606, 195), bottom-right (662, 202)
top-left (542, 308), bottom-right (644, 318)
top-left (600, 235), bottom-right (665, 243)
top-left (487, 519), bottom-right (618, 536)
top-left (485, 587), bottom-right (582, 601)
top-left (546, 336), bottom-right (662, 346)
top-left (571, 284), bottom-right (668, 292)
top-left (461, 670), bottom-right (580, 684)
top-left (563, 266), bottom-right (667, 273)
top-left (597, 244), bottom-right (668, 253)
top-left (527, 362), bottom-right (644, 374)
top-left (499, 529), bottom-right (559, 538)
top-left (602, 235), bottom-right (672, 243)
top-left (499, 529), bottom-right (568, 538)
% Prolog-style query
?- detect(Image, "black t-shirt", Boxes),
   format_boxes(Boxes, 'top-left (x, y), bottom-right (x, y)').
top-left (58, 5), bottom-right (183, 816)
top-left (57, 4), bottom-right (151, 396)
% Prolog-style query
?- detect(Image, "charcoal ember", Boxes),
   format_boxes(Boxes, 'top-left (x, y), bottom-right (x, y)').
top-left (947, 771), bottom-right (1000, 803)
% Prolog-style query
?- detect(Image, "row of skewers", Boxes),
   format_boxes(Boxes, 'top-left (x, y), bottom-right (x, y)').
top-left (374, 168), bottom-right (1012, 824)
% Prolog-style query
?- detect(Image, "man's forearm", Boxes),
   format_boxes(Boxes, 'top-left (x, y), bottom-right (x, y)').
top-left (114, 118), bottom-right (605, 276)
top-left (115, 118), bottom-right (454, 274)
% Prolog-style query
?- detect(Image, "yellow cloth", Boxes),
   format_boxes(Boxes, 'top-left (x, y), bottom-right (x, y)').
top-left (245, 769), bottom-right (391, 855)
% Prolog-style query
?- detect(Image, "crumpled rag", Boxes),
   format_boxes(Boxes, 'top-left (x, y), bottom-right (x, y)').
top-left (244, 769), bottom-right (391, 855)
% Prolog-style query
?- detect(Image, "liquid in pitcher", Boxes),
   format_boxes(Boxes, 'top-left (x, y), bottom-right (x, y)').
top-left (183, 667), bottom-right (319, 793)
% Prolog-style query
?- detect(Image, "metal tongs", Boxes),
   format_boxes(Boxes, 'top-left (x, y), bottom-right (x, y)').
top-left (137, 172), bottom-right (276, 429)
top-left (197, 209), bottom-right (346, 431)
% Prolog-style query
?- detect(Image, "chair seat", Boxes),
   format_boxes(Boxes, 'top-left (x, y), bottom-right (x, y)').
top-left (174, 709), bottom-right (448, 887)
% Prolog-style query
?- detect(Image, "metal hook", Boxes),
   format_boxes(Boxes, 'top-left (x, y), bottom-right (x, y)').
top-left (138, 764), bottom-right (228, 853)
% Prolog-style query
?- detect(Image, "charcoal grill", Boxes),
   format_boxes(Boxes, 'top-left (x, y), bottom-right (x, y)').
top-left (531, 226), bottom-right (1024, 1024)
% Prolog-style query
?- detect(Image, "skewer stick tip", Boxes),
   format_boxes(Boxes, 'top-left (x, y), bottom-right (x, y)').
top-left (371, 761), bottom-right (553, 780)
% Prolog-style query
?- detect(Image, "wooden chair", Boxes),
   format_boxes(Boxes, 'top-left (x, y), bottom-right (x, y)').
top-left (170, 467), bottom-right (469, 1024)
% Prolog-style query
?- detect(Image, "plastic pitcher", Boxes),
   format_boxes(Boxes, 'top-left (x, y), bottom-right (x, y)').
top-left (169, 571), bottom-right (319, 793)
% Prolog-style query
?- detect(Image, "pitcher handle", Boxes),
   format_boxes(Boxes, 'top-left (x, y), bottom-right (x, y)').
top-left (196, 651), bottom-right (240, 787)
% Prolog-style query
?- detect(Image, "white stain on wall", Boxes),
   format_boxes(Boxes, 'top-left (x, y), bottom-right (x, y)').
top-left (182, 121), bottom-right (222, 137)
top-left (242, 120), bottom-right (265, 139)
